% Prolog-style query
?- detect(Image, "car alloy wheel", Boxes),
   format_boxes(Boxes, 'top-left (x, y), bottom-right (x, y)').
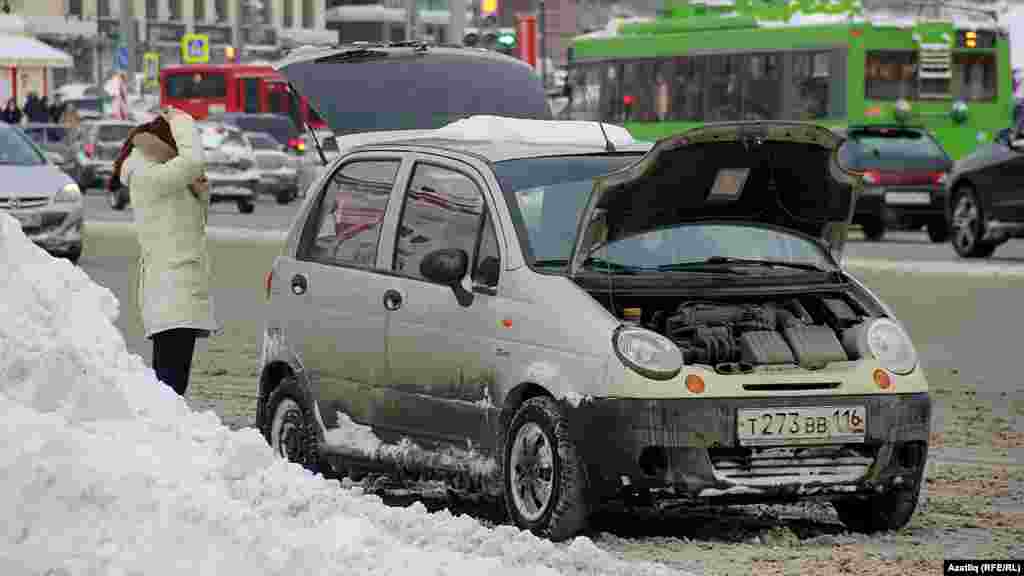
top-left (509, 421), bottom-right (555, 522)
top-left (270, 397), bottom-right (307, 463)
top-left (951, 187), bottom-right (996, 258)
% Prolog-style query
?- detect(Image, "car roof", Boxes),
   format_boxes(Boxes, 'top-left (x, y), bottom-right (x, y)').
top-left (350, 136), bottom-right (652, 163)
top-left (276, 42), bottom-right (534, 73)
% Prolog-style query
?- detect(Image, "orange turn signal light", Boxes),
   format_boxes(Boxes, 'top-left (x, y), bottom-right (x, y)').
top-left (873, 368), bottom-right (892, 390)
top-left (685, 374), bottom-right (705, 394)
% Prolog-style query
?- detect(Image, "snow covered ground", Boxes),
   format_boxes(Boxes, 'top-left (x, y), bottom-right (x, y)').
top-left (0, 213), bottom-right (686, 576)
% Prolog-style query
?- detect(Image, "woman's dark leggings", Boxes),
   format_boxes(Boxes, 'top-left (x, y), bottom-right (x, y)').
top-left (152, 328), bottom-right (200, 396)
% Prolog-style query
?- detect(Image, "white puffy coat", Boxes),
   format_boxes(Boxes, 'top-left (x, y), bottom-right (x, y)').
top-left (120, 112), bottom-right (219, 339)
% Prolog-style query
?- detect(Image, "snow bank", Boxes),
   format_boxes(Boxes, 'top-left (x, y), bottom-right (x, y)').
top-left (434, 116), bottom-right (636, 149)
top-left (0, 214), bottom-right (685, 576)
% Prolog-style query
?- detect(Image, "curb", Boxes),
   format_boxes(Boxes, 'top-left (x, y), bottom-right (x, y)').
top-left (85, 221), bottom-right (288, 243)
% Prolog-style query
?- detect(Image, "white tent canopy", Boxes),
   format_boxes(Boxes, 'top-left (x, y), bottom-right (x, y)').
top-left (0, 33), bottom-right (73, 68)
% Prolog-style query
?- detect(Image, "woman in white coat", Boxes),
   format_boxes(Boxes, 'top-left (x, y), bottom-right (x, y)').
top-left (109, 107), bottom-right (219, 396)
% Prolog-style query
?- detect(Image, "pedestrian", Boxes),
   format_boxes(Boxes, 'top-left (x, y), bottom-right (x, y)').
top-left (1, 98), bottom-right (22, 124)
top-left (109, 107), bottom-right (218, 397)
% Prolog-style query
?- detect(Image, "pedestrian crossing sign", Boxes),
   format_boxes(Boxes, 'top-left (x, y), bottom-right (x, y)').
top-left (181, 33), bottom-right (210, 64)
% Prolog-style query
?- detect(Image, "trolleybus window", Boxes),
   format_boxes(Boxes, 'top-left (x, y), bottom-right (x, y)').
top-left (954, 54), bottom-right (996, 101)
top-left (166, 72), bottom-right (227, 99)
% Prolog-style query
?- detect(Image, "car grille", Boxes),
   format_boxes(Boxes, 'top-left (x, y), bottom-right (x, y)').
top-left (0, 196), bottom-right (49, 209)
top-left (709, 446), bottom-right (876, 488)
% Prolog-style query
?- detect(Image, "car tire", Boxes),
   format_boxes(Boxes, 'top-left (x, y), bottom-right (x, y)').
top-left (951, 185), bottom-right (997, 258)
top-left (260, 376), bottom-right (324, 474)
top-left (275, 188), bottom-right (294, 205)
top-left (832, 481), bottom-right (922, 533)
top-left (237, 198), bottom-right (255, 214)
top-left (926, 218), bottom-right (949, 243)
top-left (108, 187), bottom-right (128, 211)
top-left (861, 217), bottom-right (885, 242)
top-left (502, 396), bottom-right (589, 542)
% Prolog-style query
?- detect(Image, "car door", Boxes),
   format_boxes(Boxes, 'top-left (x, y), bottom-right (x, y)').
top-left (377, 155), bottom-right (504, 450)
top-left (990, 121), bottom-right (1024, 221)
top-left (275, 154), bottom-right (406, 433)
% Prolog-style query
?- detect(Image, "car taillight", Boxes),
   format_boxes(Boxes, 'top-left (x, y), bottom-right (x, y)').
top-left (265, 270), bottom-right (273, 300)
top-left (84, 143), bottom-right (95, 158)
top-left (862, 170), bottom-right (880, 185)
top-left (934, 172), bottom-right (948, 185)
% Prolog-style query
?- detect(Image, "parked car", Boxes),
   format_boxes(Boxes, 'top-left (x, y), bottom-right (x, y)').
top-left (22, 123), bottom-right (77, 174)
top-left (0, 123), bottom-right (84, 262)
top-left (255, 118), bottom-right (931, 542)
top-left (196, 122), bottom-right (260, 213)
top-left (69, 120), bottom-right (134, 204)
top-left (945, 123), bottom-right (1024, 257)
top-left (210, 112), bottom-right (304, 154)
top-left (836, 124), bottom-right (953, 242)
top-left (61, 96), bottom-right (111, 121)
top-left (246, 130), bottom-right (300, 204)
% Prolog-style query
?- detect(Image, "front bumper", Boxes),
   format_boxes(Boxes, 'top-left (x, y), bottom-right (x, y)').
top-left (568, 393), bottom-right (930, 504)
top-left (12, 205), bottom-right (84, 253)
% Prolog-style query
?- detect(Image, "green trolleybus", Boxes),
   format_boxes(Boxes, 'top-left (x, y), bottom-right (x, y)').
top-left (566, 0), bottom-right (1012, 159)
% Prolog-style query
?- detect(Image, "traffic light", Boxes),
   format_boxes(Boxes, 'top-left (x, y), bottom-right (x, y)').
top-left (495, 28), bottom-right (516, 55)
top-left (225, 45), bottom-right (236, 62)
top-left (965, 31), bottom-right (977, 48)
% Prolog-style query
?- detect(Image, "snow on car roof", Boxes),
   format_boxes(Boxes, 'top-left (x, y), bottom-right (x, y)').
top-left (433, 115), bottom-right (636, 148)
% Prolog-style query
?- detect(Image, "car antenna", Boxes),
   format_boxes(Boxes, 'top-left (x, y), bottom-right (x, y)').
top-left (596, 122), bottom-right (616, 153)
top-left (288, 81), bottom-right (328, 167)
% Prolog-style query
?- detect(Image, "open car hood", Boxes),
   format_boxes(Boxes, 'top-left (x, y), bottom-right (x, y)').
top-left (568, 122), bottom-right (860, 275)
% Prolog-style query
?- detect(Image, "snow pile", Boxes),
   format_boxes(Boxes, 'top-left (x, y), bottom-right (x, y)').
top-left (434, 116), bottom-right (635, 149)
top-left (0, 214), bottom-right (685, 576)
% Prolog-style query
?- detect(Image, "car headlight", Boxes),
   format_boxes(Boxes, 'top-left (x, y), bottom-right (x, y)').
top-left (613, 325), bottom-right (683, 380)
top-left (866, 318), bottom-right (917, 375)
top-left (54, 182), bottom-right (81, 203)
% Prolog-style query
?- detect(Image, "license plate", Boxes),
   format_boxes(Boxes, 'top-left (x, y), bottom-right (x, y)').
top-left (10, 212), bottom-right (41, 227)
top-left (885, 192), bottom-right (931, 205)
top-left (737, 406), bottom-right (866, 446)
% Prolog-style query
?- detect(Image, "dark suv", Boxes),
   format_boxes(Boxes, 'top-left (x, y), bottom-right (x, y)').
top-left (837, 125), bottom-right (953, 242)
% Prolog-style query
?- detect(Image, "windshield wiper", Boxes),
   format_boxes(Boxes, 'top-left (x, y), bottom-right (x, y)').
top-left (656, 257), bottom-right (829, 273)
top-left (533, 257), bottom-right (639, 273)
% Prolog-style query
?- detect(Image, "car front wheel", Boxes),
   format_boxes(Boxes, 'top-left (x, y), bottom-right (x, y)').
top-left (237, 198), bottom-right (255, 214)
top-left (951, 185), bottom-right (997, 258)
top-left (260, 377), bottom-right (323, 474)
top-left (502, 396), bottom-right (589, 542)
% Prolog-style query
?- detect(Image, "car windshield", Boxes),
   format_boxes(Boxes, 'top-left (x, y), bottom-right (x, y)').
top-left (97, 124), bottom-right (134, 143)
top-left (839, 128), bottom-right (948, 171)
top-left (0, 126), bottom-right (46, 166)
top-left (589, 224), bottom-right (832, 273)
top-left (492, 154), bottom-right (643, 270)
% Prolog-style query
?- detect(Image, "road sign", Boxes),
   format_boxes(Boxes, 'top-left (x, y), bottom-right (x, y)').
top-left (144, 52), bottom-right (161, 89)
top-left (114, 46), bottom-right (129, 70)
top-left (181, 33), bottom-right (210, 64)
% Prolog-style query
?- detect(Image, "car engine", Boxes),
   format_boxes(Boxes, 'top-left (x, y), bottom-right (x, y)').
top-left (634, 295), bottom-right (870, 371)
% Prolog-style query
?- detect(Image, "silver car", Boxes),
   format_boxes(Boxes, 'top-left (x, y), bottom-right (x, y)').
top-left (196, 122), bottom-right (260, 214)
top-left (245, 131), bottom-right (300, 205)
top-left (0, 123), bottom-right (84, 262)
top-left (255, 119), bottom-right (931, 542)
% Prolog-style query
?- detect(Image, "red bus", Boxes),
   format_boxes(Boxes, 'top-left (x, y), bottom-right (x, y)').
top-left (159, 63), bottom-right (327, 135)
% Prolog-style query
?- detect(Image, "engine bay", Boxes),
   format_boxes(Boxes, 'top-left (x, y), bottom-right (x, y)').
top-left (616, 293), bottom-right (875, 373)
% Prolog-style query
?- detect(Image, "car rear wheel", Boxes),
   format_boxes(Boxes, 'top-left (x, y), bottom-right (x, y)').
top-left (926, 218), bottom-right (949, 243)
top-left (860, 217), bottom-right (885, 242)
top-left (261, 377), bottom-right (323, 474)
top-left (237, 198), bottom-right (255, 214)
top-left (275, 188), bottom-right (295, 205)
top-left (502, 396), bottom-right (589, 542)
top-left (833, 482), bottom-right (922, 533)
top-left (951, 186), bottom-right (997, 258)
top-left (108, 187), bottom-right (128, 210)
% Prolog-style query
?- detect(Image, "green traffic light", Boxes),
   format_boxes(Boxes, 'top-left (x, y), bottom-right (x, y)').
top-left (498, 34), bottom-right (516, 46)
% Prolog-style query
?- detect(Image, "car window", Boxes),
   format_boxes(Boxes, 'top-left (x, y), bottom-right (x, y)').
top-left (839, 129), bottom-right (948, 171)
top-left (0, 126), bottom-right (46, 166)
top-left (392, 163), bottom-right (488, 282)
top-left (303, 160), bottom-right (400, 268)
top-left (492, 154), bottom-right (643, 270)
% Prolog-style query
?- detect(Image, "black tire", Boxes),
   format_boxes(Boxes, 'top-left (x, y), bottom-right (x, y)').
top-left (275, 188), bottom-right (294, 205)
top-left (237, 198), bottom-right (255, 214)
top-left (260, 376), bottom-right (324, 474)
top-left (833, 482), bottom-right (922, 533)
top-left (950, 185), bottom-right (997, 258)
top-left (926, 218), bottom-right (949, 243)
top-left (861, 217), bottom-right (886, 242)
top-left (502, 396), bottom-right (589, 542)
top-left (108, 187), bottom-right (128, 210)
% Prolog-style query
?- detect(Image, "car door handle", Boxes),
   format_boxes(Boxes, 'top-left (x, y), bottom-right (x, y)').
top-left (383, 289), bottom-right (403, 311)
top-left (291, 273), bottom-right (308, 295)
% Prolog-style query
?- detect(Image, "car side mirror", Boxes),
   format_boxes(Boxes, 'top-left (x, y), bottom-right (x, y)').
top-left (420, 248), bottom-right (473, 306)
